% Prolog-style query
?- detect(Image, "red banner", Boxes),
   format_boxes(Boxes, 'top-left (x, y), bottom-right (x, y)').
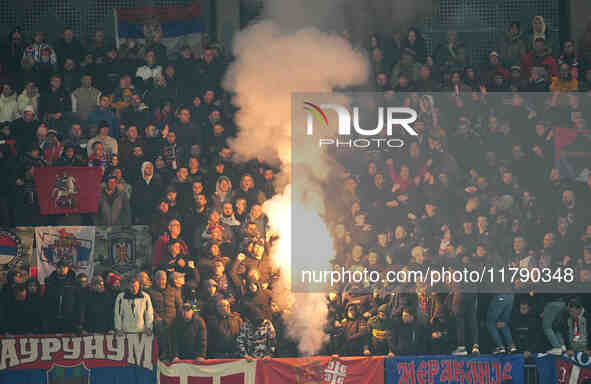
top-left (34, 167), bottom-right (102, 215)
top-left (256, 356), bottom-right (384, 384)
top-left (0, 333), bottom-right (157, 371)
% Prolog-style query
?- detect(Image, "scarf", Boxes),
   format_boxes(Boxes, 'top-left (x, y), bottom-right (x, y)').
top-left (571, 309), bottom-right (585, 343)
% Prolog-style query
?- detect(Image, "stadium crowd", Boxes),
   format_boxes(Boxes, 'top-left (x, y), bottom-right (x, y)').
top-left (0, 15), bottom-right (591, 361)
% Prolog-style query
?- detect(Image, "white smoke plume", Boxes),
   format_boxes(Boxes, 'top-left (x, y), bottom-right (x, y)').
top-left (222, 0), bottom-right (369, 356)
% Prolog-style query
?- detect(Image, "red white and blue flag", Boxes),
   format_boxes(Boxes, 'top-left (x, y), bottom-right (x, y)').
top-left (35, 226), bottom-right (96, 284)
top-left (536, 353), bottom-right (591, 384)
top-left (0, 229), bottom-right (23, 268)
top-left (115, 1), bottom-right (203, 55)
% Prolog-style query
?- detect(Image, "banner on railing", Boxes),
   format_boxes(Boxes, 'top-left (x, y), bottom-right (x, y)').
top-left (257, 356), bottom-right (385, 384)
top-left (0, 333), bottom-right (156, 371)
top-left (158, 359), bottom-right (257, 384)
top-left (386, 355), bottom-right (524, 384)
top-left (0, 334), bottom-right (156, 384)
top-left (536, 352), bottom-right (591, 384)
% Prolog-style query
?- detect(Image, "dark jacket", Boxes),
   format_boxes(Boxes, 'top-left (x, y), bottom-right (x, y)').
top-left (54, 38), bottom-right (86, 66)
top-left (4, 295), bottom-right (41, 334)
top-left (207, 312), bottom-right (243, 357)
top-left (512, 309), bottom-right (542, 353)
top-left (170, 313), bottom-right (207, 359)
top-left (39, 86), bottom-right (72, 119)
top-left (162, 284), bottom-right (183, 327)
top-left (132, 175), bottom-right (163, 225)
top-left (342, 316), bottom-right (369, 356)
top-left (80, 289), bottom-right (114, 333)
top-left (392, 318), bottom-right (429, 355)
top-left (43, 270), bottom-right (80, 331)
top-left (146, 286), bottom-right (166, 324)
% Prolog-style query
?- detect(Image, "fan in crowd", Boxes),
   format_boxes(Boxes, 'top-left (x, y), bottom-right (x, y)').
top-left (1, 20), bottom-right (591, 361)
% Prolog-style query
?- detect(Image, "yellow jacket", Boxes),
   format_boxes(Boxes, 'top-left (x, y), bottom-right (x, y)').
top-left (550, 77), bottom-right (578, 92)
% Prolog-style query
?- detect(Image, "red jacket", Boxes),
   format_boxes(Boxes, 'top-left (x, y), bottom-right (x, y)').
top-left (521, 52), bottom-right (558, 79)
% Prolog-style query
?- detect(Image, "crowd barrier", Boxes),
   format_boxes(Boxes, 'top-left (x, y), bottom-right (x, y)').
top-left (0, 333), bottom-right (587, 383)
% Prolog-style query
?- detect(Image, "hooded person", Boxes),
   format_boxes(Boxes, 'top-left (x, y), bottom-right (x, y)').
top-left (211, 175), bottom-right (233, 211)
top-left (132, 161), bottom-right (163, 225)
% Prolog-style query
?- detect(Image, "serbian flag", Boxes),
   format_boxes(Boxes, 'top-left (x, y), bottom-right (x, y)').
top-left (115, 1), bottom-right (203, 55)
top-left (536, 353), bottom-right (591, 384)
top-left (257, 356), bottom-right (385, 384)
top-left (157, 359), bottom-right (257, 384)
top-left (34, 166), bottom-right (102, 215)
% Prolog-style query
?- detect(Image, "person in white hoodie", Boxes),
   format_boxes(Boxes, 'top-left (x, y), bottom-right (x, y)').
top-left (114, 276), bottom-right (154, 335)
top-left (17, 81), bottom-right (39, 116)
top-left (0, 83), bottom-right (19, 123)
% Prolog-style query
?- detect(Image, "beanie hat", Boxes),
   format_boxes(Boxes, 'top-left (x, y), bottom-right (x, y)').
top-left (108, 274), bottom-right (121, 286)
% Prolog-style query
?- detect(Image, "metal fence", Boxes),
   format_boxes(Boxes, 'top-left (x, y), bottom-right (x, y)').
top-left (0, 0), bottom-right (198, 43)
top-left (425, 0), bottom-right (561, 65)
top-left (525, 363), bottom-right (540, 384)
